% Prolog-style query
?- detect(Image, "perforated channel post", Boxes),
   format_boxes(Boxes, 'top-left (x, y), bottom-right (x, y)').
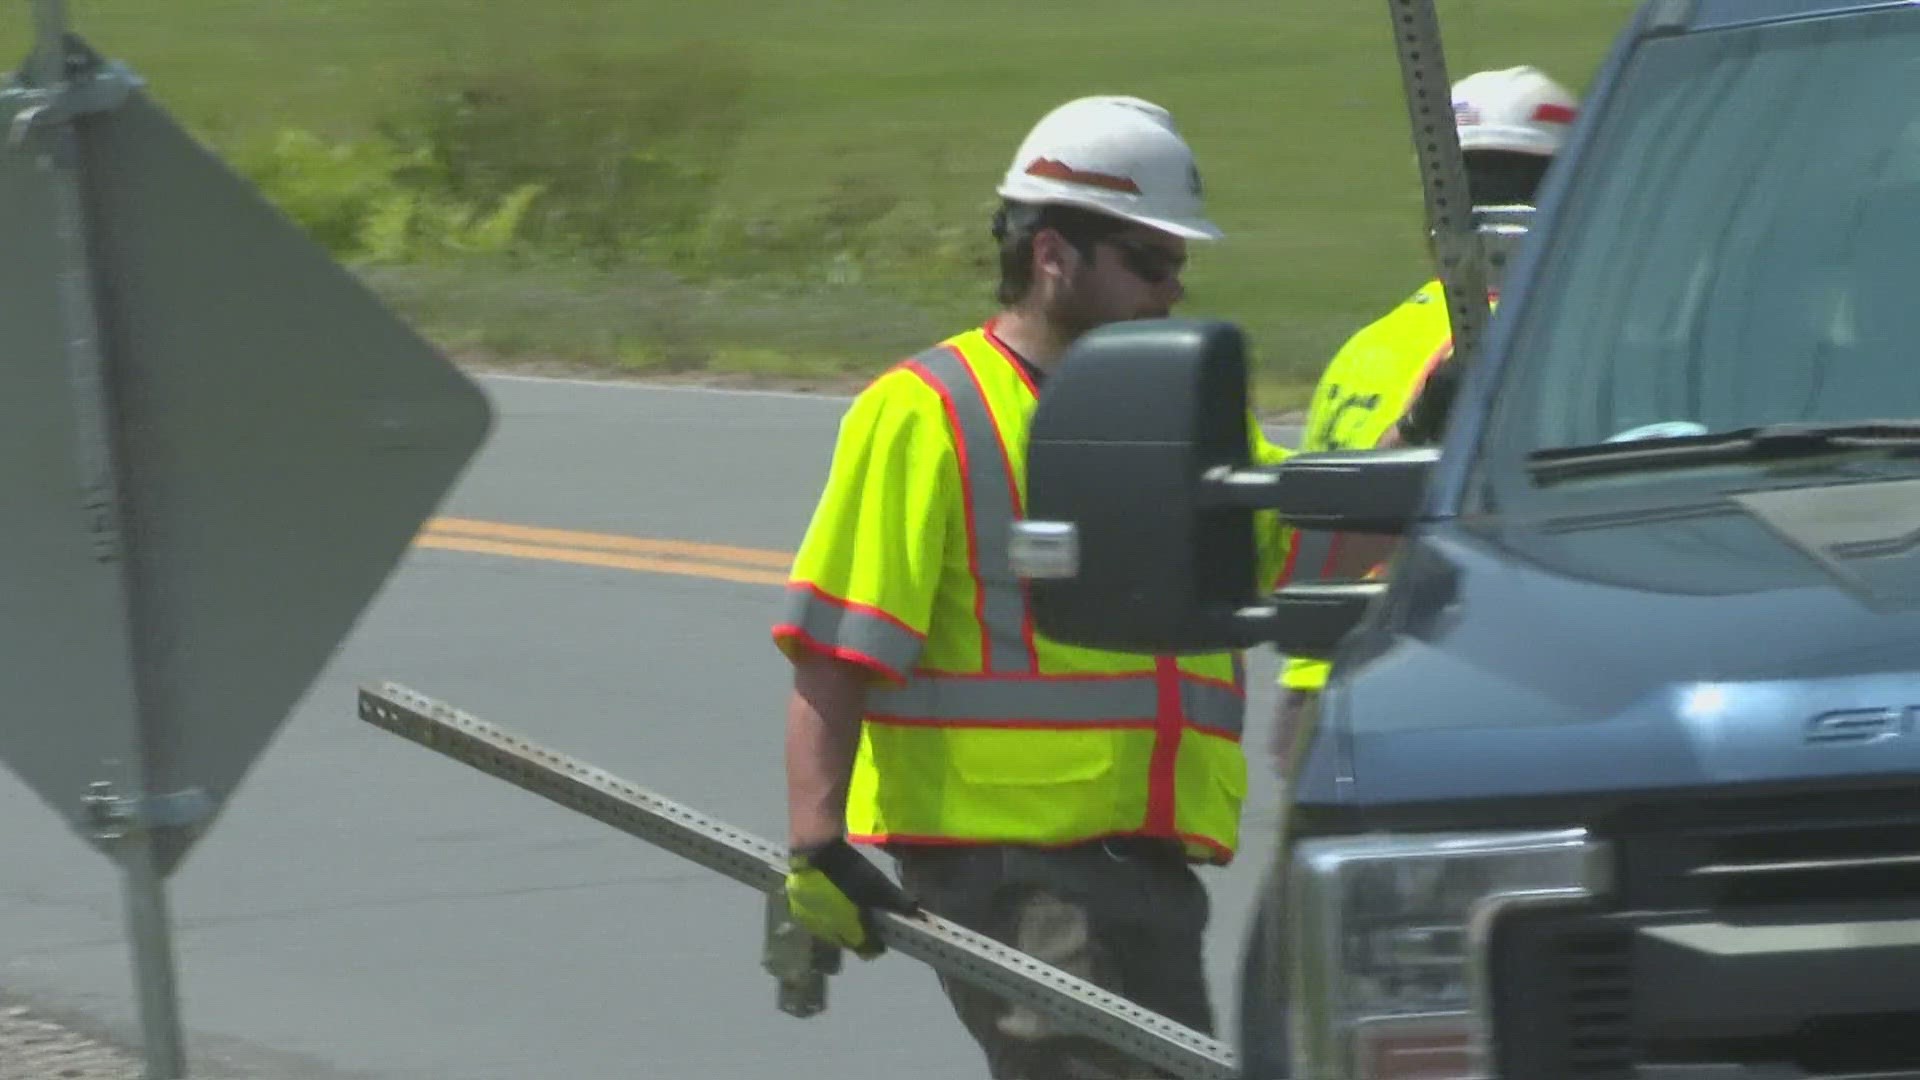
top-left (357, 683), bottom-right (1241, 1080)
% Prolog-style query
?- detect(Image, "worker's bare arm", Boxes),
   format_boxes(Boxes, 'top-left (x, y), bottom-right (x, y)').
top-left (784, 654), bottom-right (870, 850)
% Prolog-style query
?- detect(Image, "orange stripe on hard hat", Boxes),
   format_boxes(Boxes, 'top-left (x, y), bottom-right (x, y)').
top-left (1023, 157), bottom-right (1143, 194)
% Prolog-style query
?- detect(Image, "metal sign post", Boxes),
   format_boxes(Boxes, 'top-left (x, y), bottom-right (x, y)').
top-left (1386, 0), bottom-right (1492, 444)
top-left (0, 5), bottom-right (493, 1077)
top-left (14, 3), bottom-right (189, 1074)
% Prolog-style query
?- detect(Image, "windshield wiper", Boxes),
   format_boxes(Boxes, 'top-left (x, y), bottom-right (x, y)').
top-left (1527, 421), bottom-right (1920, 481)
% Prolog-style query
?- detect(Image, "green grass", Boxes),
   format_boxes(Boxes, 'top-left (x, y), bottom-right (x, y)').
top-left (2, 0), bottom-right (1644, 410)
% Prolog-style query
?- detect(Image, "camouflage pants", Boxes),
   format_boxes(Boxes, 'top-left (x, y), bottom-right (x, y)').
top-left (894, 839), bottom-right (1214, 1080)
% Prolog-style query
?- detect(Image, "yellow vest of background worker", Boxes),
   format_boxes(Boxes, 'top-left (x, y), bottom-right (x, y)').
top-left (774, 322), bottom-right (1293, 864)
top-left (1277, 279), bottom-right (1475, 692)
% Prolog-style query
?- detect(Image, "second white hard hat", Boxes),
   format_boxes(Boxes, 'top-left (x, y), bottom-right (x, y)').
top-left (996, 95), bottom-right (1222, 241)
top-left (1451, 66), bottom-right (1579, 157)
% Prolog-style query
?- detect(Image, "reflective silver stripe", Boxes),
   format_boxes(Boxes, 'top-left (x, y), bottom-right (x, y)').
top-left (1181, 681), bottom-right (1244, 737)
top-left (870, 674), bottom-right (1245, 738)
top-left (908, 343), bottom-right (1032, 673)
top-left (780, 588), bottom-right (923, 676)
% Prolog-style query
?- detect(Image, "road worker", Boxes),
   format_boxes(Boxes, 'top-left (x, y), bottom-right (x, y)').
top-left (773, 94), bottom-right (1292, 1079)
top-left (1236, 65), bottom-right (1580, 1080)
top-left (1268, 64), bottom-right (1579, 779)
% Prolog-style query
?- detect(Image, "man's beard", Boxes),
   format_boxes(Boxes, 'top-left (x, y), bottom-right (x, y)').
top-left (1048, 304), bottom-right (1105, 341)
top-left (1047, 279), bottom-right (1164, 340)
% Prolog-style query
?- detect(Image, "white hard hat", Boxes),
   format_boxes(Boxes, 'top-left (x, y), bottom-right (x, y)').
top-left (996, 95), bottom-right (1222, 241)
top-left (1451, 66), bottom-right (1579, 157)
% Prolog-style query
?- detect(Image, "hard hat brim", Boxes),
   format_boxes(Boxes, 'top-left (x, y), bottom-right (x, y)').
top-left (1121, 211), bottom-right (1224, 242)
top-left (1458, 125), bottom-right (1562, 158)
top-left (998, 187), bottom-right (1221, 242)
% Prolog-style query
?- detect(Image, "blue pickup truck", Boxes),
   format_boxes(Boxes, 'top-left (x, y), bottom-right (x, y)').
top-left (1015, 2), bottom-right (1920, 1077)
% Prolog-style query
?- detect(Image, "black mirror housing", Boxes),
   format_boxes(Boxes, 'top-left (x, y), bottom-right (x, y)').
top-left (1016, 319), bottom-right (1431, 658)
top-left (1209, 446), bottom-right (1439, 535)
top-left (1019, 319), bottom-right (1260, 653)
top-left (1258, 581), bottom-right (1388, 660)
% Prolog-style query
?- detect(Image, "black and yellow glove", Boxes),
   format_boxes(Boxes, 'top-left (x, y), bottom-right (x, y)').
top-left (784, 838), bottom-right (919, 960)
top-left (1395, 352), bottom-right (1460, 446)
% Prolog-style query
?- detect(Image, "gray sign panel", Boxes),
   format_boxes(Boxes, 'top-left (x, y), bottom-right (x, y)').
top-left (0, 43), bottom-right (493, 876)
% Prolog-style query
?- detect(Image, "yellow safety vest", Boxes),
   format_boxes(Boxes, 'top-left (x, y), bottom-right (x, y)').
top-left (1277, 279), bottom-right (1481, 692)
top-left (775, 321), bottom-right (1291, 864)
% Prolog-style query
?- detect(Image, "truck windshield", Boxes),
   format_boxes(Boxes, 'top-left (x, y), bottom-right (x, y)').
top-left (1483, 7), bottom-right (1920, 504)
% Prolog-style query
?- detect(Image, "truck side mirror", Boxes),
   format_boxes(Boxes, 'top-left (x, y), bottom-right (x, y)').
top-left (1014, 318), bottom-right (1437, 658)
top-left (1015, 319), bottom-right (1258, 654)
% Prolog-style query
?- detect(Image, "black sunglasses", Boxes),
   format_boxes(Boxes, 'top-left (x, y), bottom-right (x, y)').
top-left (1102, 235), bottom-right (1187, 285)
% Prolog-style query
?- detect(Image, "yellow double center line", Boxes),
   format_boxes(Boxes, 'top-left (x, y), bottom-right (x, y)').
top-left (417, 517), bottom-right (792, 587)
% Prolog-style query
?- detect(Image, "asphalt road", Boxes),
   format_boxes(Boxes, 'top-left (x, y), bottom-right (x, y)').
top-left (0, 373), bottom-right (1301, 1080)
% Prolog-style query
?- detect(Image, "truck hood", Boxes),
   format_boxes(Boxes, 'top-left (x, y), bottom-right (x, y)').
top-left (1332, 484), bottom-right (1920, 808)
